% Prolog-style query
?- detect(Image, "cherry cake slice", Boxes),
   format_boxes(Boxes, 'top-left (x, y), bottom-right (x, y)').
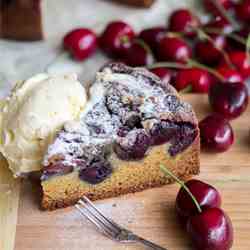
top-left (41, 63), bottom-right (200, 210)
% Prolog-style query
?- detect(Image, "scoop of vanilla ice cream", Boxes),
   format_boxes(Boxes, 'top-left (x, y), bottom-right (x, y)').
top-left (0, 73), bottom-right (87, 176)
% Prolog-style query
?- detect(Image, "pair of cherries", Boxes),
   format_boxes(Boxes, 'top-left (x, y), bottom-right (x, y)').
top-left (198, 51), bottom-right (249, 153)
top-left (162, 166), bottom-right (234, 250)
top-left (63, 20), bottom-right (153, 66)
top-left (199, 75), bottom-right (248, 153)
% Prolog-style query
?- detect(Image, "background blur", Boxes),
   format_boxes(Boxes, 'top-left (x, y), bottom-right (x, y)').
top-left (0, 0), bottom-right (198, 97)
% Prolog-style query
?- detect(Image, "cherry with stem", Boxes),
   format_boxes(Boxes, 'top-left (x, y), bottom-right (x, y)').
top-left (196, 28), bottom-right (234, 69)
top-left (160, 165), bottom-right (202, 213)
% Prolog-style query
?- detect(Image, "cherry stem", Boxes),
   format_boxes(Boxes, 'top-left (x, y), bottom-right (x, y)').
top-left (246, 34), bottom-right (250, 64)
top-left (180, 84), bottom-right (193, 93)
top-left (149, 59), bottom-right (225, 82)
top-left (209, 0), bottom-right (239, 30)
top-left (197, 28), bottom-right (235, 69)
top-left (160, 165), bottom-right (202, 213)
top-left (148, 62), bottom-right (189, 69)
top-left (135, 38), bottom-right (154, 55)
top-left (120, 35), bottom-right (130, 44)
top-left (186, 58), bottom-right (225, 81)
top-left (204, 27), bottom-right (246, 45)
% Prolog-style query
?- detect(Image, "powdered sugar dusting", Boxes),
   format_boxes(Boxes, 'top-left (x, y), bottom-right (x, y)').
top-left (43, 63), bottom-right (196, 171)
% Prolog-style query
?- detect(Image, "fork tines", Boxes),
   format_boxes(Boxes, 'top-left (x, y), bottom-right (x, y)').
top-left (75, 196), bottom-right (121, 239)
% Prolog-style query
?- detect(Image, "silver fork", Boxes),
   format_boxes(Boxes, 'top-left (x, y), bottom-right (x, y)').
top-left (75, 196), bottom-right (168, 250)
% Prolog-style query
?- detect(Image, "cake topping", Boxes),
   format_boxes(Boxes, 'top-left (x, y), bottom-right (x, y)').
top-left (43, 63), bottom-right (198, 183)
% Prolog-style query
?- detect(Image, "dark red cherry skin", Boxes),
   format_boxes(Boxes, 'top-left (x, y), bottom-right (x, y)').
top-left (203, 0), bottom-right (234, 16)
top-left (79, 160), bottom-right (112, 184)
top-left (138, 27), bottom-right (166, 53)
top-left (168, 9), bottom-right (200, 37)
top-left (99, 21), bottom-right (135, 58)
top-left (209, 81), bottom-right (249, 119)
top-left (114, 129), bottom-right (151, 160)
top-left (63, 28), bottom-right (97, 61)
top-left (221, 51), bottom-right (250, 79)
top-left (176, 179), bottom-right (221, 224)
top-left (235, 0), bottom-right (250, 22)
top-left (187, 207), bottom-right (234, 250)
top-left (125, 41), bottom-right (154, 67)
top-left (195, 34), bottom-right (227, 66)
top-left (174, 68), bottom-right (214, 93)
top-left (150, 67), bottom-right (173, 87)
top-left (199, 114), bottom-right (234, 152)
top-left (41, 163), bottom-right (74, 181)
top-left (157, 36), bottom-right (192, 63)
top-left (217, 66), bottom-right (243, 83)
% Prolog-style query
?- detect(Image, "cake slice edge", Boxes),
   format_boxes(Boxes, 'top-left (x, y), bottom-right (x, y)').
top-left (41, 135), bottom-right (200, 210)
top-left (41, 63), bottom-right (200, 210)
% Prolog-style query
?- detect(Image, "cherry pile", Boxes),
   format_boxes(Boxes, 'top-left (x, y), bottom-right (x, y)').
top-left (60, 2), bottom-right (243, 249)
top-left (161, 166), bottom-right (234, 250)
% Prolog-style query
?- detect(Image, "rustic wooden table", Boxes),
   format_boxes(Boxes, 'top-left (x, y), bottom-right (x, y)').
top-left (1, 94), bottom-right (250, 250)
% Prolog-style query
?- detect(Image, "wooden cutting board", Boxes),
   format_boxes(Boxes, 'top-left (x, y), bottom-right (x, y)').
top-left (1, 94), bottom-right (250, 250)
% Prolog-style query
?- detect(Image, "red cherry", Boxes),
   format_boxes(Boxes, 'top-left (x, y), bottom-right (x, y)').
top-left (235, 0), bottom-right (250, 22)
top-left (99, 21), bottom-right (135, 58)
top-left (125, 41), bottom-right (154, 67)
top-left (63, 28), bottom-right (97, 61)
top-left (209, 81), bottom-right (248, 119)
top-left (187, 207), bottom-right (234, 250)
top-left (195, 34), bottom-right (227, 65)
top-left (174, 68), bottom-right (214, 93)
top-left (221, 51), bottom-right (250, 79)
top-left (199, 114), bottom-right (234, 152)
top-left (150, 67), bottom-right (174, 87)
top-left (157, 36), bottom-right (192, 63)
top-left (161, 166), bottom-right (234, 250)
top-left (176, 179), bottom-right (221, 224)
top-left (217, 66), bottom-right (243, 83)
top-left (168, 9), bottom-right (200, 37)
top-left (203, 0), bottom-right (234, 16)
top-left (138, 27), bottom-right (166, 53)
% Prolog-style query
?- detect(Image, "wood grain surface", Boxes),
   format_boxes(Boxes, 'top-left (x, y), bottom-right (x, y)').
top-left (2, 94), bottom-right (250, 250)
top-left (0, 156), bottom-right (20, 250)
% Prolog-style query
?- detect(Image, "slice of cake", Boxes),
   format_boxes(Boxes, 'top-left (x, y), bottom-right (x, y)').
top-left (41, 63), bottom-right (200, 210)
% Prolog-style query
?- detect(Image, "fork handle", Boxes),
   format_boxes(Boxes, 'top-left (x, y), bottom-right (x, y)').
top-left (132, 235), bottom-right (168, 250)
